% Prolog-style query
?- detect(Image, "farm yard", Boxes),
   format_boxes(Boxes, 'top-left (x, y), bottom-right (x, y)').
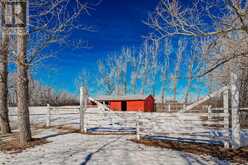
top-left (1, 0), bottom-right (248, 165)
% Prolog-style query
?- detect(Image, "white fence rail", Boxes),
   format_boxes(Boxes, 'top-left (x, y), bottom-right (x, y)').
top-left (8, 106), bottom-right (80, 128)
top-left (46, 105), bottom-right (80, 127)
top-left (137, 111), bottom-right (229, 146)
top-left (85, 111), bottom-right (137, 133)
top-left (83, 109), bottom-right (230, 147)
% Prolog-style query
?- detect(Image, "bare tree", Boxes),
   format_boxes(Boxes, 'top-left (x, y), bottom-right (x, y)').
top-left (149, 39), bottom-right (159, 96)
top-left (160, 39), bottom-right (171, 106)
top-left (139, 41), bottom-right (150, 94)
top-left (0, 26), bottom-right (11, 134)
top-left (117, 48), bottom-right (132, 95)
top-left (8, 74), bottom-right (77, 106)
top-left (184, 56), bottom-right (194, 104)
top-left (205, 32), bottom-right (248, 105)
top-left (146, 0), bottom-right (248, 76)
top-left (130, 53), bottom-right (141, 94)
top-left (147, 0), bottom-right (248, 37)
top-left (171, 40), bottom-right (186, 100)
top-left (12, 0), bottom-right (95, 145)
top-left (75, 69), bottom-right (99, 96)
top-left (0, 1), bottom-right (95, 140)
top-left (97, 41), bottom-right (163, 97)
top-left (97, 60), bottom-right (115, 95)
top-left (184, 50), bottom-right (200, 103)
top-left (26, 0), bottom-right (95, 67)
top-left (75, 70), bottom-right (90, 89)
top-left (138, 40), bottom-right (160, 95)
top-left (97, 48), bottom-right (133, 95)
top-left (15, 0), bottom-right (31, 144)
top-left (146, 0), bottom-right (248, 107)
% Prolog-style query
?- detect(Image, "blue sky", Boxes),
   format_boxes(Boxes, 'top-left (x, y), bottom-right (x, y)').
top-left (33, 0), bottom-right (159, 95)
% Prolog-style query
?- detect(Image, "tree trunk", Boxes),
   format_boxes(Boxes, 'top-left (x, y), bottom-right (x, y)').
top-left (161, 85), bottom-right (165, 111)
top-left (184, 92), bottom-right (189, 104)
top-left (0, 29), bottom-right (11, 134)
top-left (16, 27), bottom-right (32, 145)
top-left (131, 80), bottom-right (136, 94)
top-left (173, 76), bottom-right (177, 101)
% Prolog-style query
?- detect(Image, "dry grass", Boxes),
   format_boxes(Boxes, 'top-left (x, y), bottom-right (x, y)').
top-left (241, 123), bottom-right (248, 129)
top-left (131, 138), bottom-right (248, 164)
top-left (0, 137), bottom-right (49, 154)
top-left (31, 123), bottom-right (53, 130)
top-left (0, 125), bottom-right (52, 153)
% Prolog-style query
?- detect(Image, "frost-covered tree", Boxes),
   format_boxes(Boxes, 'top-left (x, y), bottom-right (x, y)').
top-left (4, 0), bottom-right (96, 145)
top-left (147, 0), bottom-right (248, 104)
top-left (160, 39), bottom-right (171, 105)
top-left (171, 40), bottom-right (186, 100)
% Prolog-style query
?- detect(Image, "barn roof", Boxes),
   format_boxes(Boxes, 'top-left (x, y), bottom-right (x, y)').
top-left (95, 95), bottom-right (152, 101)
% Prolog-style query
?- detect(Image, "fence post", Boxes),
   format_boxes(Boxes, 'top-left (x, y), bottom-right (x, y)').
top-left (136, 112), bottom-right (141, 140)
top-left (183, 104), bottom-right (186, 111)
top-left (46, 104), bottom-right (51, 127)
top-left (109, 111), bottom-right (113, 127)
top-left (223, 89), bottom-right (230, 148)
top-left (208, 105), bottom-right (212, 121)
top-left (231, 72), bottom-right (241, 149)
top-left (80, 87), bottom-right (88, 133)
top-left (168, 103), bottom-right (171, 112)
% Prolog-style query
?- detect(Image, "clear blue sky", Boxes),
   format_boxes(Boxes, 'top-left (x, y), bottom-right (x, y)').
top-left (33, 0), bottom-right (159, 95)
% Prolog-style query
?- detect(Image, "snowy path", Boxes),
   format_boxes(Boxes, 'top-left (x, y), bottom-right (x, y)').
top-left (0, 128), bottom-right (228, 165)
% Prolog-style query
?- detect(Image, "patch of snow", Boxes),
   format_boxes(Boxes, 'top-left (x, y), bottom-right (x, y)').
top-left (241, 129), bottom-right (248, 147)
top-left (0, 128), bottom-right (230, 165)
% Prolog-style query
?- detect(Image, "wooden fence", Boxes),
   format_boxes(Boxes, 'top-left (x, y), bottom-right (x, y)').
top-left (9, 104), bottom-right (245, 149)
top-left (43, 105), bottom-right (242, 149)
top-left (8, 106), bottom-right (81, 129)
top-left (135, 109), bottom-right (229, 147)
top-left (84, 111), bottom-right (137, 133)
top-left (83, 109), bottom-right (230, 147)
top-left (46, 105), bottom-right (80, 127)
top-left (146, 111), bottom-right (227, 146)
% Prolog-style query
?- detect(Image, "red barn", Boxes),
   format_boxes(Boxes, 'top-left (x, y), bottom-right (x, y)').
top-left (96, 95), bottom-right (155, 112)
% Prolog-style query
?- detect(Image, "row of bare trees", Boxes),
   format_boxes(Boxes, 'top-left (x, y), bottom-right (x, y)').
top-left (93, 38), bottom-right (203, 104)
top-left (0, 0), bottom-right (94, 145)
top-left (8, 74), bottom-right (78, 106)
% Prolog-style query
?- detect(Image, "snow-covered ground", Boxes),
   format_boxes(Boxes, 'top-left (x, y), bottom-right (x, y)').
top-left (0, 128), bottom-right (229, 165)
top-left (1, 106), bottom-right (247, 164)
